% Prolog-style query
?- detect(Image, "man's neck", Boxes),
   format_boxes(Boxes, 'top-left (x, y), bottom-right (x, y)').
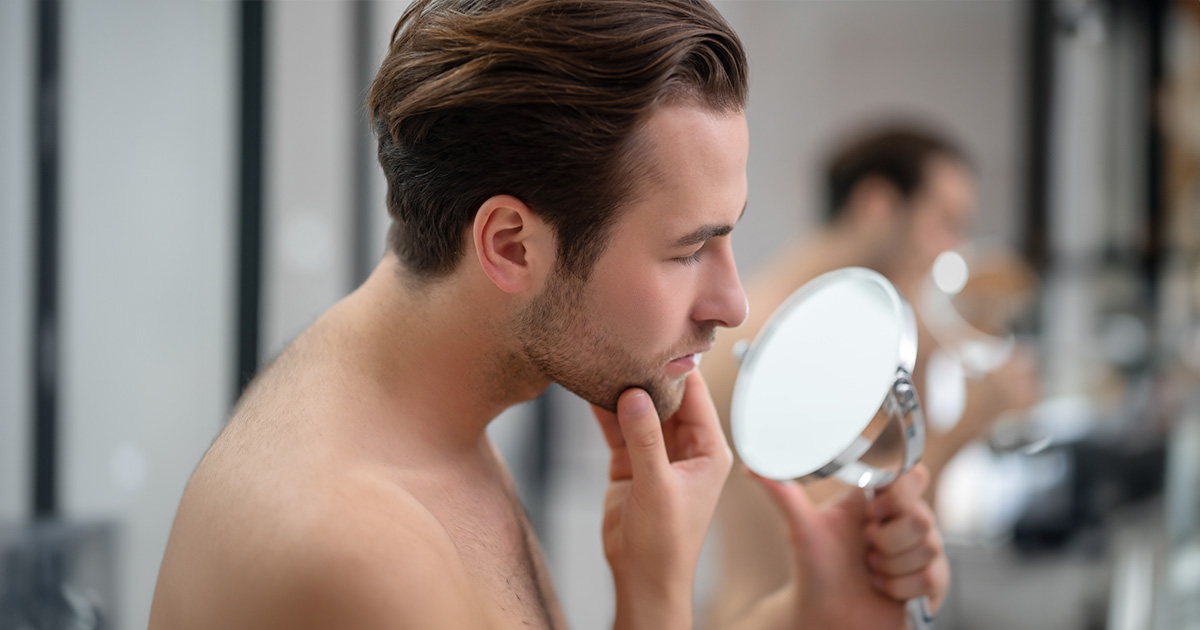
top-left (770, 226), bottom-right (879, 289)
top-left (327, 256), bottom-right (550, 455)
top-left (808, 225), bottom-right (923, 298)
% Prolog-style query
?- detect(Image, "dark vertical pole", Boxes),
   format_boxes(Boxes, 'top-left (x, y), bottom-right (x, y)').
top-left (352, 0), bottom-right (376, 286)
top-left (1141, 0), bottom-right (1166, 299)
top-left (527, 389), bottom-right (555, 537)
top-left (1022, 0), bottom-right (1055, 273)
top-left (236, 1), bottom-right (266, 398)
top-left (32, 0), bottom-right (61, 519)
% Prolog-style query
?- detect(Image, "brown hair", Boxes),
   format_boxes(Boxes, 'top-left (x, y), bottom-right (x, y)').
top-left (367, 0), bottom-right (747, 281)
top-left (825, 124), bottom-right (971, 220)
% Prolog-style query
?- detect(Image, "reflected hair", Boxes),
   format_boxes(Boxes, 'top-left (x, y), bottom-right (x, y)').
top-left (824, 124), bottom-right (970, 220)
top-left (367, 0), bottom-right (747, 281)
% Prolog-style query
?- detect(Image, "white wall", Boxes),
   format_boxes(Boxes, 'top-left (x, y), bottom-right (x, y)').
top-left (365, 1), bottom-right (411, 273)
top-left (0, 0), bottom-right (34, 522)
top-left (719, 0), bottom-right (1023, 277)
top-left (58, 1), bottom-right (236, 627)
top-left (262, 1), bottom-right (357, 360)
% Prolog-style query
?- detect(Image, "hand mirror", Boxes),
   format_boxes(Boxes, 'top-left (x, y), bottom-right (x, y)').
top-left (730, 267), bottom-right (934, 628)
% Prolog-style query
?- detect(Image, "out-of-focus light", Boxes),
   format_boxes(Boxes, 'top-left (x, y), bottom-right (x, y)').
top-left (857, 470), bottom-right (874, 489)
top-left (925, 349), bottom-right (966, 432)
top-left (932, 250), bottom-right (969, 295)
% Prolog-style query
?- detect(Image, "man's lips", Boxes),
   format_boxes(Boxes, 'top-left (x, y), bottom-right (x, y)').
top-left (670, 345), bottom-right (711, 362)
top-left (665, 346), bottom-right (712, 375)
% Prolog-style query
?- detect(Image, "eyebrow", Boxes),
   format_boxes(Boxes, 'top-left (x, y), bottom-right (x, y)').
top-left (671, 201), bottom-right (748, 248)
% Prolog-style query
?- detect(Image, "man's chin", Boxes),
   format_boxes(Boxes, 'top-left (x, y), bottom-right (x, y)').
top-left (646, 381), bottom-right (686, 420)
top-left (651, 397), bottom-right (684, 422)
top-left (574, 380), bottom-right (684, 420)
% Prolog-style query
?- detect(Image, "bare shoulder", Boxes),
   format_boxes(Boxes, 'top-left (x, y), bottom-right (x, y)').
top-left (266, 476), bottom-right (488, 629)
top-left (153, 323), bottom-right (492, 628)
top-left (151, 463), bottom-right (488, 630)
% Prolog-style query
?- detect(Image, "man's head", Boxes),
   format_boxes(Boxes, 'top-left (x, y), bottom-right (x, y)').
top-left (515, 105), bottom-right (749, 418)
top-left (367, 0), bottom-right (750, 417)
top-left (824, 126), bottom-right (976, 279)
top-left (368, 0), bottom-right (747, 282)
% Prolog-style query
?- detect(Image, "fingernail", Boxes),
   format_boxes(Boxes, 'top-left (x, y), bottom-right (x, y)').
top-left (621, 389), bottom-right (651, 416)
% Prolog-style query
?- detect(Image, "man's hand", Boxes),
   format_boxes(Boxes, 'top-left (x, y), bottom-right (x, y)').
top-left (922, 345), bottom-right (1041, 486)
top-left (591, 371), bottom-right (734, 630)
top-left (746, 465), bottom-right (949, 630)
top-left (968, 345), bottom-right (1040, 429)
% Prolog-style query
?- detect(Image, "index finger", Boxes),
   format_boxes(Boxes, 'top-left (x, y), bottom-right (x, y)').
top-left (612, 387), bottom-right (673, 486)
top-left (665, 371), bottom-right (729, 459)
top-left (590, 403), bottom-right (626, 451)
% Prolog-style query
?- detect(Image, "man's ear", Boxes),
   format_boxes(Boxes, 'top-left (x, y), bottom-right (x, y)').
top-left (472, 195), bottom-right (555, 294)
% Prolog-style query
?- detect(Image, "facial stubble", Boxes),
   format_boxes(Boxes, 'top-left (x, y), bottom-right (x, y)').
top-left (514, 269), bottom-right (702, 420)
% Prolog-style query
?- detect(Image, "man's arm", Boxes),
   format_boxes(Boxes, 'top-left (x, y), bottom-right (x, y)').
top-left (150, 493), bottom-right (488, 630)
top-left (920, 346), bottom-right (1041, 483)
top-left (271, 522), bottom-right (486, 630)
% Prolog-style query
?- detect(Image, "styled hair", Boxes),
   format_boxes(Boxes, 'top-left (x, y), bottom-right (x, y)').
top-left (824, 125), bottom-right (970, 220)
top-left (367, 0), bottom-right (747, 281)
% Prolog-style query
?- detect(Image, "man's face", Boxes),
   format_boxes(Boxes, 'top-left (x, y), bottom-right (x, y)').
top-left (903, 156), bottom-right (976, 274)
top-left (515, 104), bottom-right (750, 419)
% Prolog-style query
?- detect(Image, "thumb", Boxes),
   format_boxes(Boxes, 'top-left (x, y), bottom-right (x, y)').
top-left (615, 388), bottom-right (671, 484)
top-left (745, 468), bottom-right (821, 544)
top-left (831, 483), bottom-right (871, 523)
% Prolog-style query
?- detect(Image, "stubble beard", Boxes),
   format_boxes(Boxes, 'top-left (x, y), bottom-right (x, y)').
top-left (513, 269), bottom-right (691, 420)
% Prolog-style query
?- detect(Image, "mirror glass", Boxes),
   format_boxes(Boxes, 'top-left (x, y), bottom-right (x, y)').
top-left (731, 268), bottom-right (916, 482)
top-left (921, 248), bottom-right (1049, 451)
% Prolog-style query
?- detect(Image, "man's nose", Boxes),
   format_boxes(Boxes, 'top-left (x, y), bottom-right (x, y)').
top-left (694, 246), bottom-right (747, 329)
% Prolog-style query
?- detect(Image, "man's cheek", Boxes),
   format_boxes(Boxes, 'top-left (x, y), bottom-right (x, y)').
top-left (615, 291), bottom-right (672, 341)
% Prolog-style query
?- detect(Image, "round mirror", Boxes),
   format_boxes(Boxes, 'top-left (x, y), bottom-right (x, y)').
top-left (731, 267), bottom-right (924, 487)
top-left (730, 267), bottom-right (935, 628)
top-left (920, 247), bottom-right (1045, 452)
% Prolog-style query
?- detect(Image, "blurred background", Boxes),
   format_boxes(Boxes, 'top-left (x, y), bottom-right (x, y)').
top-left (1, 0), bottom-right (1198, 628)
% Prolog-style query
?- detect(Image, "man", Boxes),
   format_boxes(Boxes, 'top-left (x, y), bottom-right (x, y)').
top-left (150, 3), bottom-right (947, 628)
top-left (704, 125), bottom-right (1038, 625)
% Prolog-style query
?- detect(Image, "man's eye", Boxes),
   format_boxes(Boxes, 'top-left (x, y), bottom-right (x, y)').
top-left (673, 250), bottom-right (703, 266)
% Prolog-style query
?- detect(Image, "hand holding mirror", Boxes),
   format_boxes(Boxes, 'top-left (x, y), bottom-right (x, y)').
top-left (730, 267), bottom-right (936, 629)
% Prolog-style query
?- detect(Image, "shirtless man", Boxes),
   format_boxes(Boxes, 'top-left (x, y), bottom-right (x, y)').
top-left (149, 3), bottom-right (948, 628)
top-left (704, 125), bottom-right (1038, 625)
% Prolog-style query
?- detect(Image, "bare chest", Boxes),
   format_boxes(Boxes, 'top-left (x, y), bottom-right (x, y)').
top-left (416, 484), bottom-right (566, 629)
